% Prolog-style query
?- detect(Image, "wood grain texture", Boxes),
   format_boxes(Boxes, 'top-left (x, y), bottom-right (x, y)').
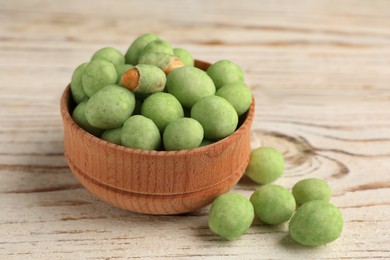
top-left (1, 0), bottom-right (390, 258)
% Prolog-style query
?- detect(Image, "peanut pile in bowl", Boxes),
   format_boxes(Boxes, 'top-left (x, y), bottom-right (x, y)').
top-left (70, 33), bottom-right (253, 151)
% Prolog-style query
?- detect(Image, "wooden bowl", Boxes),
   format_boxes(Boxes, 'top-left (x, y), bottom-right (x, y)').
top-left (60, 60), bottom-right (255, 215)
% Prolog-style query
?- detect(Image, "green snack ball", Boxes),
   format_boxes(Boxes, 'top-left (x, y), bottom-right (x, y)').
top-left (173, 48), bottom-right (194, 66)
top-left (250, 184), bottom-right (295, 225)
top-left (121, 115), bottom-right (161, 150)
top-left (199, 138), bottom-right (214, 147)
top-left (167, 66), bottom-right (216, 108)
top-left (141, 93), bottom-right (184, 132)
top-left (101, 127), bottom-right (122, 145)
top-left (163, 118), bottom-right (203, 151)
top-left (82, 59), bottom-right (117, 97)
top-left (116, 64), bottom-right (134, 84)
top-left (289, 200), bottom-right (343, 246)
top-left (216, 82), bottom-right (252, 116)
top-left (245, 147), bottom-right (285, 184)
top-left (85, 85), bottom-right (135, 129)
top-left (208, 193), bottom-right (254, 241)
top-left (191, 95), bottom-right (238, 140)
top-left (207, 60), bottom-right (244, 89)
top-left (91, 47), bottom-right (125, 67)
top-left (292, 178), bottom-right (332, 206)
top-left (132, 64), bottom-right (166, 94)
top-left (70, 62), bottom-right (89, 104)
top-left (141, 39), bottom-right (174, 56)
top-left (72, 101), bottom-right (103, 137)
top-left (125, 33), bottom-right (160, 65)
top-left (138, 52), bottom-right (178, 73)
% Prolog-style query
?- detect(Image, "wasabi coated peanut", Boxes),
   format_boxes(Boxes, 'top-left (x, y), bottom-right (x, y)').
top-left (121, 64), bottom-right (166, 94)
top-left (216, 82), bottom-right (252, 116)
top-left (138, 52), bottom-right (184, 74)
top-left (289, 200), bottom-right (344, 246)
top-left (245, 147), bottom-right (284, 184)
top-left (85, 85), bottom-right (135, 129)
top-left (91, 47), bottom-right (125, 67)
top-left (70, 62), bottom-right (89, 104)
top-left (191, 95), bottom-right (238, 140)
top-left (125, 33), bottom-right (160, 65)
top-left (82, 59), bottom-right (117, 97)
top-left (207, 60), bottom-right (244, 89)
top-left (141, 92), bottom-right (184, 132)
top-left (121, 115), bottom-right (161, 150)
top-left (72, 101), bottom-right (103, 137)
top-left (250, 184), bottom-right (295, 225)
top-left (101, 127), bottom-right (122, 145)
top-left (167, 66), bottom-right (216, 108)
top-left (141, 39), bottom-right (174, 56)
top-left (208, 193), bottom-right (254, 241)
top-left (115, 64), bottom-right (134, 84)
top-left (163, 118), bottom-right (204, 151)
top-left (292, 178), bottom-right (332, 206)
top-left (173, 48), bottom-right (194, 66)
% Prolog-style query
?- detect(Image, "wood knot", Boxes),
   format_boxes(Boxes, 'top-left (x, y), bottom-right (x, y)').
top-left (250, 130), bottom-right (349, 180)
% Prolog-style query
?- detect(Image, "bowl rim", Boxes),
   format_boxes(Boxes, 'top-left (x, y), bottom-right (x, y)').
top-left (60, 60), bottom-right (255, 157)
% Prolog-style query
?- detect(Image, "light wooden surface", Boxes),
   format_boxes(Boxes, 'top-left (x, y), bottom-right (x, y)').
top-left (1, 0), bottom-right (390, 259)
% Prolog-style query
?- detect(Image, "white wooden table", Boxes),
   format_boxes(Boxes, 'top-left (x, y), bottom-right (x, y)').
top-left (1, 0), bottom-right (390, 258)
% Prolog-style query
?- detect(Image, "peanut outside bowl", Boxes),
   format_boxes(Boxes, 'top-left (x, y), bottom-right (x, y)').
top-left (60, 60), bottom-right (255, 215)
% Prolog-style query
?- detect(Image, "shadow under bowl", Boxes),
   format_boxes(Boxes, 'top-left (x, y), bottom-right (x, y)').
top-left (60, 60), bottom-right (255, 215)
